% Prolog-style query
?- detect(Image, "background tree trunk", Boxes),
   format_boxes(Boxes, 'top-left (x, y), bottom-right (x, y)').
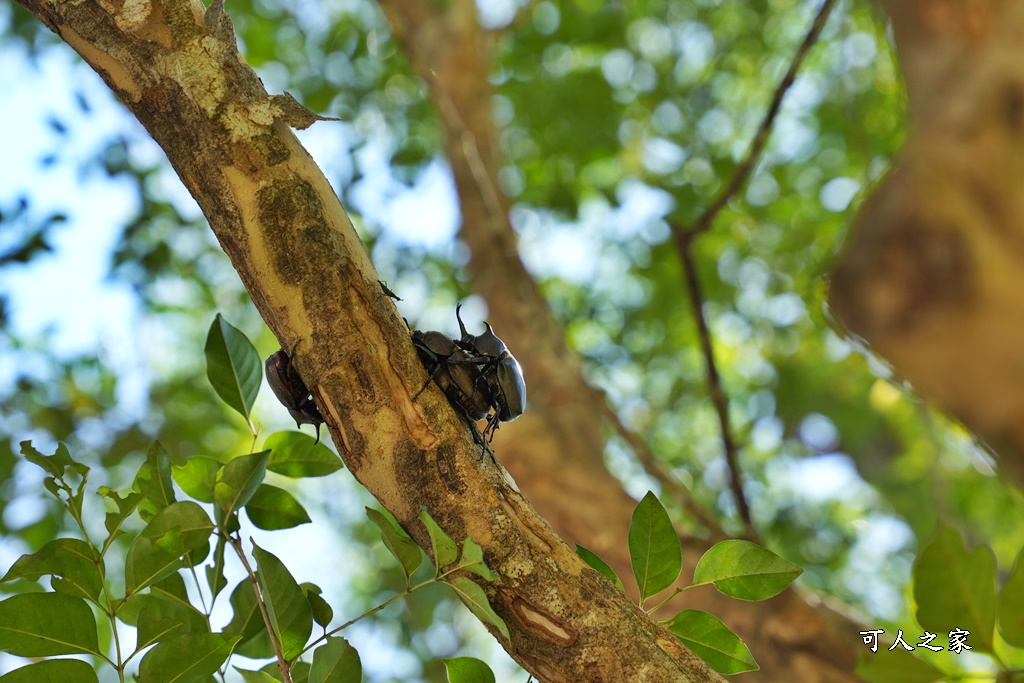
top-left (831, 0), bottom-right (1024, 490)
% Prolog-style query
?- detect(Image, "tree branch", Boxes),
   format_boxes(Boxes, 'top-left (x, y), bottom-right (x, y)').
top-left (678, 0), bottom-right (838, 240)
top-left (14, 0), bottom-right (724, 678)
top-left (679, 231), bottom-right (753, 531)
top-left (670, 0), bottom-right (838, 533)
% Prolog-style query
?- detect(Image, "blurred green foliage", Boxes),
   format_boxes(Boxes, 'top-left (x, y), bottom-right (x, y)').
top-left (3, 0), bottom-right (1024, 679)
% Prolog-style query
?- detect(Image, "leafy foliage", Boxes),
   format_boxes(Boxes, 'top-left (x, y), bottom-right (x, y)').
top-left (576, 544), bottom-right (625, 593)
top-left (592, 491), bottom-right (800, 674)
top-left (0, 321), bottom-right (508, 682)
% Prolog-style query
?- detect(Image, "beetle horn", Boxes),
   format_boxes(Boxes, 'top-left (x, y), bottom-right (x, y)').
top-left (456, 303), bottom-right (470, 339)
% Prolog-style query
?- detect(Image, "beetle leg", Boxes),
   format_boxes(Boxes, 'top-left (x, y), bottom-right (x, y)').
top-left (412, 371), bottom-right (434, 400)
top-left (481, 412), bottom-right (502, 444)
top-left (412, 358), bottom-right (447, 400)
top-left (466, 417), bottom-right (496, 462)
top-left (410, 340), bottom-right (446, 400)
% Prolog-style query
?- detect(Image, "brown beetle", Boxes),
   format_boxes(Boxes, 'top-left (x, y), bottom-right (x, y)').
top-left (265, 347), bottom-right (325, 444)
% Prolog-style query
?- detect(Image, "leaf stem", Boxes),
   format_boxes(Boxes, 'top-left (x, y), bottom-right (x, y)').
top-left (644, 587), bottom-right (686, 616)
top-left (299, 557), bottom-right (488, 657)
top-left (56, 470), bottom-right (126, 678)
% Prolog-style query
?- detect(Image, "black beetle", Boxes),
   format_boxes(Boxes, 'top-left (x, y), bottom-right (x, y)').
top-left (411, 306), bottom-right (526, 458)
top-left (413, 331), bottom-right (491, 420)
top-left (412, 328), bottom-right (495, 457)
top-left (265, 346), bottom-right (325, 444)
top-left (454, 304), bottom-right (527, 439)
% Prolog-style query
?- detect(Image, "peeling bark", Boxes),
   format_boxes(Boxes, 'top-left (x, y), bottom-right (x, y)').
top-left (13, 0), bottom-right (727, 678)
top-left (831, 0), bottom-right (1024, 488)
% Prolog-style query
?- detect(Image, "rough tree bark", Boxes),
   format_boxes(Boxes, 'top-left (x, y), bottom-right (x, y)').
top-left (831, 1), bottom-right (1024, 490)
top-left (13, 0), bottom-right (725, 679)
top-left (379, 0), bottom-right (869, 681)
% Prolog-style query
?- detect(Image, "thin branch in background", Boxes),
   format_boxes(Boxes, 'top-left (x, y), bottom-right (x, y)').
top-left (672, 0), bottom-right (838, 532)
top-left (681, 0), bottom-right (838, 240)
top-left (594, 394), bottom-right (727, 540)
top-left (679, 231), bottom-right (752, 530)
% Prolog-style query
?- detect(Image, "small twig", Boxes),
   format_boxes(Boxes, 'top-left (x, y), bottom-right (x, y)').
top-left (671, 0), bottom-right (837, 532)
top-left (679, 0), bottom-right (837, 240)
top-left (298, 556), bottom-right (490, 658)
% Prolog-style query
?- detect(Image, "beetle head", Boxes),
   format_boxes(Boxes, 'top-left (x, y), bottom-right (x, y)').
top-left (456, 304), bottom-right (508, 357)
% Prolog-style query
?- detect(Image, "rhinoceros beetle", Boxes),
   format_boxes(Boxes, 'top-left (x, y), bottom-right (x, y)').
top-left (266, 346), bottom-right (325, 444)
top-left (411, 305), bottom-right (526, 458)
top-left (454, 304), bottom-right (527, 431)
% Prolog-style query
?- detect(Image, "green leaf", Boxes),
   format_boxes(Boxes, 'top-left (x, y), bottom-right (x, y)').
top-left (136, 606), bottom-right (184, 650)
top-left (245, 484), bottom-right (312, 530)
top-left (205, 313), bottom-right (261, 421)
top-left (443, 657), bottom-right (495, 683)
top-left (0, 658), bottom-right (99, 683)
top-left (134, 441), bottom-right (176, 521)
top-left (310, 636), bottom-right (361, 683)
top-left (1, 538), bottom-right (102, 600)
top-left (628, 491), bottom-right (682, 603)
top-left (223, 578), bottom-right (266, 647)
top-left (120, 574), bottom-right (209, 635)
top-left (20, 440), bottom-right (74, 479)
top-left (459, 538), bottom-right (495, 581)
top-left (303, 584), bottom-right (334, 628)
top-left (914, 525), bottom-right (996, 654)
top-left (692, 540), bottom-right (803, 601)
top-left (99, 488), bottom-right (144, 540)
top-left (125, 501), bottom-right (215, 595)
top-left (138, 632), bottom-right (240, 683)
top-left (663, 609), bottom-right (758, 674)
top-left (855, 651), bottom-right (946, 683)
top-left (214, 451), bottom-right (270, 521)
top-left (207, 534), bottom-right (228, 601)
top-left (235, 628), bottom-right (275, 661)
top-left (365, 508), bottom-right (422, 583)
top-left (264, 431), bottom-right (342, 478)
top-left (0, 593), bottom-right (101, 657)
top-left (260, 661), bottom-right (311, 683)
top-left (253, 541), bottom-right (313, 660)
top-left (447, 576), bottom-right (509, 640)
top-left (419, 507), bottom-right (458, 572)
top-left (172, 456), bottom-right (223, 503)
top-left (235, 669), bottom-right (281, 683)
top-left (1000, 545), bottom-right (1024, 647)
top-left (576, 545), bottom-right (624, 593)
